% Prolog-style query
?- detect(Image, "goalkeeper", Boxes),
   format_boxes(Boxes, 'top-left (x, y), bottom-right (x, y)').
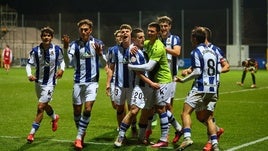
top-left (237, 58), bottom-right (258, 88)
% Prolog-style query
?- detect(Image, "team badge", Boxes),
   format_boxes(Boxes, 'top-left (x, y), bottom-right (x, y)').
top-left (130, 56), bottom-right (137, 64)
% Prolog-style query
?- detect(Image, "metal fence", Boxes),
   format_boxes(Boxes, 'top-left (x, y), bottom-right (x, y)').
top-left (0, 8), bottom-right (266, 67)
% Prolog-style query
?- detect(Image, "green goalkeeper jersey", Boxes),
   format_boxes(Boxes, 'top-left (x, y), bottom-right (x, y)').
top-left (144, 39), bottom-right (172, 84)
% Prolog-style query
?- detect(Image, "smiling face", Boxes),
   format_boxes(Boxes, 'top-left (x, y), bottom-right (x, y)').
top-left (159, 22), bottom-right (171, 38)
top-left (115, 32), bottom-right (122, 45)
top-left (120, 28), bottom-right (131, 48)
top-left (157, 16), bottom-right (172, 38)
top-left (79, 24), bottom-right (92, 41)
top-left (41, 32), bottom-right (53, 48)
top-left (132, 32), bottom-right (145, 49)
top-left (79, 24), bottom-right (92, 42)
top-left (76, 19), bottom-right (93, 42)
top-left (147, 26), bottom-right (158, 42)
top-left (146, 22), bottom-right (160, 43)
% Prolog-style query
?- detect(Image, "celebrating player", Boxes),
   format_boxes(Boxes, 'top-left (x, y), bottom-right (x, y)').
top-left (26, 26), bottom-right (65, 143)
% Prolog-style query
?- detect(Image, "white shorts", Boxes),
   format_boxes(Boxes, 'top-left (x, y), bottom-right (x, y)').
top-left (35, 84), bottom-right (54, 103)
top-left (109, 82), bottom-right (115, 102)
top-left (72, 82), bottom-right (99, 105)
top-left (170, 81), bottom-right (177, 99)
top-left (154, 83), bottom-right (173, 106)
top-left (131, 85), bottom-right (154, 109)
top-left (185, 90), bottom-right (218, 112)
top-left (114, 86), bottom-right (133, 105)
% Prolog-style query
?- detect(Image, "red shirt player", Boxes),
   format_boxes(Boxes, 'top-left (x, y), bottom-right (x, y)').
top-left (2, 45), bottom-right (13, 72)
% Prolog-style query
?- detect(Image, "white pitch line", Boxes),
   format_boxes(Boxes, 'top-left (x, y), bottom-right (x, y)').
top-left (0, 135), bottom-right (174, 149)
top-left (1, 87), bottom-right (267, 150)
top-left (0, 135), bottom-right (111, 146)
top-left (226, 136), bottom-right (268, 151)
top-left (174, 86), bottom-right (268, 150)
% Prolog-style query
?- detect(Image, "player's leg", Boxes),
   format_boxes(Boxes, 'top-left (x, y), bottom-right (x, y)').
top-left (74, 82), bottom-right (98, 149)
top-left (205, 114), bottom-right (219, 151)
top-left (166, 109), bottom-right (183, 144)
top-left (250, 72), bottom-right (256, 88)
top-left (175, 90), bottom-right (199, 151)
top-left (115, 86), bottom-right (145, 147)
top-left (27, 102), bottom-right (46, 143)
top-left (139, 87), bottom-right (154, 145)
top-left (151, 83), bottom-right (172, 148)
top-left (114, 106), bottom-right (140, 147)
top-left (127, 103), bottom-right (138, 138)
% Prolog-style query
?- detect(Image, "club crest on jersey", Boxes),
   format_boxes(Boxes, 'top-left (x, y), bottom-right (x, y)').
top-left (122, 58), bottom-right (129, 64)
top-left (82, 52), bottom-right (93, 58)
top-left (166, 37), bottom-right (171, 45)
top-left (130, 56), bottom-right (137, 64)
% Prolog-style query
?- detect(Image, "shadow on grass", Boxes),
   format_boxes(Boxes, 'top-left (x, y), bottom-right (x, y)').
top-left (18, 136), bottom-right (52, 150)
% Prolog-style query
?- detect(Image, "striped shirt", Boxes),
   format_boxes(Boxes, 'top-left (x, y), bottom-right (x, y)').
top-left (68, 37), bottom-right (104, 83)
top-left (126, 44), bottom-right (148, 87)
top-left (208, 43), bottom-right (226, 85)
top-left (27, 43), bottom-right (64, 86)
top-left (160, 34), bottom-right (181, 77)
top-left (109, 44), bottom-right (133, 88)
top-left (191, 43), bottom-right (219, 93)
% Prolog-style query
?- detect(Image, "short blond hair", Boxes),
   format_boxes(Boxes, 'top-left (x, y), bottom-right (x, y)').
top-left (77, 19), bottom-right (93, 28)
top-left (157, 16), bottom-right (172, 25)
top-left (113, 29), bottom-right (121, 37)
top-left (119, 24), bottom-right (132, 31)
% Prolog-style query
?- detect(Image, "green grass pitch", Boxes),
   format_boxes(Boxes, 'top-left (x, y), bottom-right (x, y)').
top-left (0, 67), bottom-right (268, 151)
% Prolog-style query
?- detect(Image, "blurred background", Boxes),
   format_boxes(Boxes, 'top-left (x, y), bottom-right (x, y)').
top-left (0, 0), bottom-right (267, 69)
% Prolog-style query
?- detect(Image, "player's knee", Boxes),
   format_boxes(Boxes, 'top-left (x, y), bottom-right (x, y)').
top-left (37, 108), bottom-right (44, 114)
top-left (37, 104), bottom-right (46, 114)
top-left (83, 110), bottom-right (91, 117)
top-left (196, 110), bottom-right (208, 123)
top-left (117, 110), bottom-right (124, 115)
top-left (166, 104), bottom-right (172, 111)
top-left (130, 110), bottom-right (138, 116)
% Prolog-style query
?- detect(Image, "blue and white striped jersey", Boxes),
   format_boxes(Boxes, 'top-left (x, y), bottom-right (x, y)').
top-left (191, 43), bottom-right (219, 93)
top-left (106, 45), bottom-right (118, 83)
top-left (68, 36), bottom-right (104, 83)
top-left (126, 44), bottom-right (148, 87)
top-left (208, 43), bottom-right (225, 73)
top-left (27, 43), bottom-right (64, 86)
top-left (160, 34), bottom-right (181, 76)
top-left (109, 44), bottom-right (133, 88)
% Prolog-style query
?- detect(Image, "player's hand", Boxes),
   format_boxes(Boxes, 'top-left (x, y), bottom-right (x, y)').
top-left (150, 82), bottom-right (160, 90)
top-left (56, 69), bottom-right (64, 79)
top-left (28, 75), bottom-right (37, 82)
top-left (174, 76), bottom-right (183, 83)
top-left (94, 43), bottom-right (103, 56)
top-left (130, 46), bottom-right (138, 55)
top-left (106, 86), bottom-right (111, 96)
top-left (61, 34), bottom-right (70, 49)
top-left (181, 69), bottom-right (189, 77)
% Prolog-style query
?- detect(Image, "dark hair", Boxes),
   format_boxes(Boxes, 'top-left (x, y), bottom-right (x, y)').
top-left (131, 28), bottom-right (144, 38)
top-left (203, 27), bottom-right (212, 42)
top-left (40, 26), bottom-right (54, 37)
top-left (148, 22), bottom-right (160, 32)
top-left (191, 26), bottom-right (206, 44)
top-left (242, 60), bottom-right (247, 67)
